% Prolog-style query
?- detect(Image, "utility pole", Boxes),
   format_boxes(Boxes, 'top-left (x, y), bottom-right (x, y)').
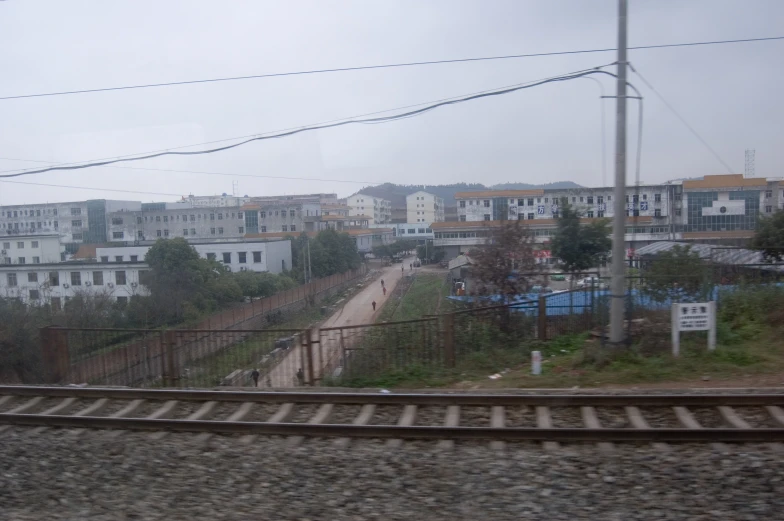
top-left (609, 0), bottom-right (628, 345)
top-left (306, 238), bottom-right (312, 283)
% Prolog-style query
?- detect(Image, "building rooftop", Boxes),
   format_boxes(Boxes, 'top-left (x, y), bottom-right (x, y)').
top-left (682, 174), bottom-right (768, 189)
top-left (454, 189), bottom-right (545, 198)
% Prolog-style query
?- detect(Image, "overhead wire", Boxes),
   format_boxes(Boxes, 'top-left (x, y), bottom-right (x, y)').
top-left (1, 66), bottom-right (625, 180)
top-left (0, 68), bottom-right (610, 175)
top-left (628, 63), bottom-right (735, 174)
top-left (1, 36), bottom-right (781, 101)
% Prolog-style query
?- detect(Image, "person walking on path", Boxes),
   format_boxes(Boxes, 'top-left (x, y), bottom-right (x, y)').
top-left (250, 368), bottom-right (260, 387)
top-left (381, 278), bottom-right (385, 288)
top-left (382, 286), bottom-right (387, 296)
top-left (401, 265), bottom-right (404, 274)
top-left (372, 300), bottom-right (377, 311)
top-left (296, 368), bottom-right (305, 386)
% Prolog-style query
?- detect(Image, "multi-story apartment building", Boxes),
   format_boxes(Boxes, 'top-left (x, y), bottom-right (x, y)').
top-left (436, 174), bottom-right (783, 261)
top-left (0, 199), bottom-right (141, 251)
top-left (346, 193), bottom-right (392, 225)
top-left (371, 222), bottom-right (434, 242)
top-left (406, 191), bottom-right (444, 223)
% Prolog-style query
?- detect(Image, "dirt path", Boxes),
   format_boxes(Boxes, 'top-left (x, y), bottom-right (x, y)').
top-left (262, 257), bottom-right (416, 387)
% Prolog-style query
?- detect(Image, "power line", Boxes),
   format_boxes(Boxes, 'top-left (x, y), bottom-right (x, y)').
top-left (0, 179), bottom-right (184, 198)
top-left (1, 66), bottom-right (625, 179)
top-left (0, 73), bottom-right (591, 175)
top-left (628, 64), bottom-right (735, 174)
top-left (1, 36), bottom-right (781, 101)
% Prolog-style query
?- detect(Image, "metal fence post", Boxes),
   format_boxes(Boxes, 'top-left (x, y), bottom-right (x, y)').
top-left (538, 295), bottom-right (547, 341)
top-left (442, 313), bottom-right (455, 368)
top-left (162, 329), bottom-right (177, 386)
top-left (304, 328), bottom-right (315, 385)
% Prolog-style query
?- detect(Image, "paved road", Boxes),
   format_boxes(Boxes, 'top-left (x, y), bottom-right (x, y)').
top-left (261, 257), bottom-right (415, 387)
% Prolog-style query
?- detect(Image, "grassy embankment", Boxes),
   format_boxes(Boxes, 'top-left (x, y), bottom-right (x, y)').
top-left (342, 282), bottom-right (784, 389)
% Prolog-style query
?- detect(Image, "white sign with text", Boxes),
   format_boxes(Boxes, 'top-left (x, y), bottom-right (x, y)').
top-left (671, 301), bottom-right (716, 356)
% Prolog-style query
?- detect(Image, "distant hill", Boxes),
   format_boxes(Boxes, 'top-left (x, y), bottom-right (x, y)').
top-left (354, 181), bottom-right (583, 207)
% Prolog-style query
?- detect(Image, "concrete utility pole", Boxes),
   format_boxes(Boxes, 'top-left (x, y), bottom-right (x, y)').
top-left (609, 0), bottom-right (628, 345)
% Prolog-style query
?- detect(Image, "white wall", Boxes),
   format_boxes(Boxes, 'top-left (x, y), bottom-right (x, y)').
top-left (406, 191), bottom-right (444, 223)
top-left (1, 235), bottom-right (63, 265)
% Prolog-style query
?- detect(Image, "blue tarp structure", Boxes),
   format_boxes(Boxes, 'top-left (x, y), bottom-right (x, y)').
top-left (447, 284), bottom-right (763, 317)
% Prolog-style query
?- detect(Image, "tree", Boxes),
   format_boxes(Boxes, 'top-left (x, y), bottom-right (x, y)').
top-left (471, 220), bottom-right (541, 300)
top-left (642, 245), bottom-right (712, 303)
top-left (751, 210), bottom-right (784, 262)
top-left (550, 201), bottom-right (611, 276)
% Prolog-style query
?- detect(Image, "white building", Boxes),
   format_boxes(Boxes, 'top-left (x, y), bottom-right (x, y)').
top-left (0, 261), bottom-right (150, 307)
top-left (185, 193), bottom-right (251, 208)
top-left (406, 191), bottom-right (444, 223)
top-left (1, 234), bottom-right (65, 265)
top-left (83, 239), bottom-right (293, 274)
top-left (371, 222), bottom-right (433, 242)
top-left (346, 193), bottom-right (392, 225)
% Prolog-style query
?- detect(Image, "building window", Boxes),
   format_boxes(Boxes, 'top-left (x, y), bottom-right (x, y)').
top-left (71, 208), bottom-right (81, 216)
top-left (654, 193), bottom-right (661, 203)
top-left (93, 271), bottom-right (104, 285)
top-left (238, 226), bottom-right (245, 234)
top-left (238, 252), bottom-right (247, 264)
top-left (290, 210), bottom-right (295, 217)
top-left (206, 253), bottom-right (216, 261)
top-left (642, 194), bottom-right (648, 201)
top-left (100, 256), bottom-right (109, 263)
top-left (183, 229), bottom-right (189, 236)
top-left (210, 213), bottom-right (215, 220)
top-left (111, 218), bottom-right (123, 225)
top-left (32, 256), bottom-right (40, 264)
top-left (459, 215), bottom-right (466, 222)
top-left (72, 220), bottom-right (82, 228)
top-left (633, 194), bottom-right (639, 203)
top-left (31, 241), bottom-right (39, 248)
top-left (253, 251), bottom-right (262, 263)
top-left (112, 256), bottom-right (122, 263)
top-left (157, 230), bottom-right (162, 237)
top-left (112, 231), bottom-right (124, 239)
top-left (587, 211), bottom-right (594, 218)
top-left (130, 255), bottom-right (138, 262)
top-left (7, 273), bottom-right (17, 287)
top-left (597, 211), bottom-right (605, 218)
top-left (483, 214), bottom-right (491, 221)
top-left (218, 227), bottom-right (224, 235)
top-left (17, 242), bottom-right (24, 249)
top-left (137, 230), bottom-right (144, 239)
top-left (210, 228), bottom-right (216, 235)
top-left (766, 190), bottom-right (773, 199)
top-left (70, 272), bottom-right (81, 286)
top-left (49, 272), bottom-right (59, 286)
top-left (156, 216), bottom-right (161, 222)
top-left (137, 217), bottom-right (143, 224)
top-left (238, 212), bottom-right (243, 219)
top-left (18, 257), bottom-right (25, 264)
top-left (587, 196), bottom-right (594, 204)
top-left (261, 226), bottom-right (267, 233)
top-left (282, 225), bottom-right (288, 232)
top-left (2, 242), bottom-right (9, 249)
top-left (459, 201), bottom-right (466, 208)
top-left (259, 211), bottom-right (266, 218)
top-left (483, 200), bottom-right (490, 207)
top-left (222, 252), bottom-right (231, 263)
top-left (654, 209), bottom-right (662, 217)
top-left (528, 213), bottom-right (535, 220)
top-left (29, 290), bottom-right (40, 300)
top-left (218, 213), bottom-right (223, 220)
top-left (115, 271), bottom-right (126, 285)
top-left (163, 216), bottom-right (169, 223)
top-left (190, 228), bottom-right (196, 236)
top-left (28, 272), bottom-right (38, 283)
top-left (766, 205), bottom-right (773, 213)
top-left (72, 233), bottom-right (83, 241)
top-left (116, 296), bottom-right (128, 306)
top-left (164, 229), bottom-right (170, 237)
top-left (190, 215), bottom-right (196, 222)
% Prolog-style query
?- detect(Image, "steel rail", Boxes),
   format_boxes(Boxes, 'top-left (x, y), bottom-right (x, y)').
top-left (1, 413), bottom-right (782, 442)
top-left (1, 386), bottom-right (783, 407)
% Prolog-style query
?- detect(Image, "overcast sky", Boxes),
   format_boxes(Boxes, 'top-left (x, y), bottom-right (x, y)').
top-left (1, 0), bottom-right (782, 205)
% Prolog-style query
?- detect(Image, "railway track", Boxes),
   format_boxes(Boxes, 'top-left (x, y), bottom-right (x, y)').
top-left (1, 386), bottom-right (784, 446)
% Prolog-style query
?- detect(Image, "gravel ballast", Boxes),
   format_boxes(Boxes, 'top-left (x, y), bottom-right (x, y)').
top-left (1, 430), bottom-right (782, 521)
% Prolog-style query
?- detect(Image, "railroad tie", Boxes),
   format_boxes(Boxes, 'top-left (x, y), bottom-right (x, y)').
top-left (535, 406), bottom-right (559, 450)
top-left (149, 401), bottom-right (217, 441)
top-left (0, 395), bottom-right (14, 408)
top-left (68, 398), bottom-right (112, 436)
top-left (144, 401), bottom-right (181, 440)
top-left (437, 405), bottom-right (460, 450)
top-left (241, 402), bottom-right (294, 445)
top-left (719, 406), bottom-right (781, 452)
top-left (335, 404), bottom-right (375, 448)
top-left (624, 406), bottom-right (668, 451)
top-left (288, 403), bottom-right (333, 448)
top-left (0, 397), bottom-right (44, 434)
top-left (581, 407), bottom-right (613, 452)
top-left (490, 406), bottom-right (505, 451)
top-left (31, 397), bottom-right (79, 434)
top-left (387, 405), bottom-right (417, 449)
top-left (673, 406), bottom-right (727, 452)
top-left (196, 402), bottom-right (255, 444)
top-left (105, 400), bottom-right (147, 439)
